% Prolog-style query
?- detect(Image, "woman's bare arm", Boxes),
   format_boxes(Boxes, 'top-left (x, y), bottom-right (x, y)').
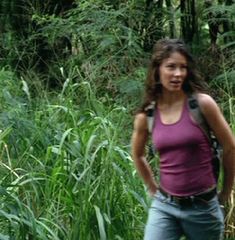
top-left (131, 113), bottom-right (158, 195)
top-left (199, 93), bottom-right (235, 203)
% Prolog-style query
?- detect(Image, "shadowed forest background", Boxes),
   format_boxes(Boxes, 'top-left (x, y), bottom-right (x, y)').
top-left (0, 0), bottom-right (234, 239)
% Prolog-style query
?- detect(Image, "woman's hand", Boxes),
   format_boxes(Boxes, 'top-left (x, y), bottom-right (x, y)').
top-left (218, 190), bottom-right (231, 205)
top-left (148, 182), bottom-right (158, 196)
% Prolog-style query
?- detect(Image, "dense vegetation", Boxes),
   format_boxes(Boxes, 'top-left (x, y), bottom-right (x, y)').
top-left (0, 0), bottom-right (234, 239)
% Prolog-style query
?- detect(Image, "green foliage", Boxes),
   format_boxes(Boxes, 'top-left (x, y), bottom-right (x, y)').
top-left (0, 0), bottom-right (234, 239)
top-left (0, 72), bottom-right (149, 239)
top-left (203, 3), bottom-right (235, 45)
top-left (0, 64), bottom-right (233, 238)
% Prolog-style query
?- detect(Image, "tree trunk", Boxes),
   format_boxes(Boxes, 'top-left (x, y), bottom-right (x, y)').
top-left (204, 0), bottom-right (220, 49)
top-left (143, 0), bottom-right (164, 51)
top-left (223, 0), bottom-right (234, 43)
top-left (165, 0), bottom-right (176, 38)
top-left (180, 0), bottom-right (196, 43)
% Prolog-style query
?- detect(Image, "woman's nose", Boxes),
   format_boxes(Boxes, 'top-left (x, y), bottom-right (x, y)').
top-left (174, 68), bottom-right (183, 76)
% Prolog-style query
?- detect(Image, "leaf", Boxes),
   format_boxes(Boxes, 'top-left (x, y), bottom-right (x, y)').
top-left (21, 78), bottom-right (31, 100)
top-left (0, 233), bottom-right (9, 240)
top-left (59, 128), bottom-right (73, 151)
top-left (94, 205), bottom-right (107, 240)
top-left (36, 219), bottom-right (60, 240)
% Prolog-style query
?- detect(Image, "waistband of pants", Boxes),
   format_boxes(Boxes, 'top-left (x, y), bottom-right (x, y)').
top-left (159, 187), bottom-right (217, 205)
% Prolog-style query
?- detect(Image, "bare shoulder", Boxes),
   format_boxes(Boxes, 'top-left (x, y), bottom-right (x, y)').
top-left (195, 94), bottom-right (235, 150)
top-left (196, 93), bottom-right (227, 132)
top-left (196, 93), bottom-right (220, 115)
top-left (134, 112), bottom-right (148, 131)
top-left (197, 93), bottom-right (216, 106)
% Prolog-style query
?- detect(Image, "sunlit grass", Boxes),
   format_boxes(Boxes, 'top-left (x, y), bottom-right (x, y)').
top-left (210, 60), bottom-right (235, 238)
top-left (0, 66), bottom-right (234, 239)
top-left (0, 74), bottom-right (147, 239)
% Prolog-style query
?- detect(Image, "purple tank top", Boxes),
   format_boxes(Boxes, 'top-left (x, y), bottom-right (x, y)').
top-left (152, 100), bottom-right (215, 196)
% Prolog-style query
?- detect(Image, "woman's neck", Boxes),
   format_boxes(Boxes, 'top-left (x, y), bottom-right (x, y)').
top-left (158, 90), bottom-right (186, 106)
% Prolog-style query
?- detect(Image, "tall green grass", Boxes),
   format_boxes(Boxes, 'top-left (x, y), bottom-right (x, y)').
top-left (0, 62), bottom-right (234, 239)
top-left (210, 57), bottom-right (235, 238)
top-left (0, 69), bottom-right (149, 239)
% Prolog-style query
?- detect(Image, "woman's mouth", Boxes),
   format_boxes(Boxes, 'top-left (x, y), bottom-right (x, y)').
top-left (170, 80), bottom-right (181, 85)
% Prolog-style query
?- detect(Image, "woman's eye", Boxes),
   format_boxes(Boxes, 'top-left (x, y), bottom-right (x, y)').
top-left (165, 64), bottom-right (187, 69)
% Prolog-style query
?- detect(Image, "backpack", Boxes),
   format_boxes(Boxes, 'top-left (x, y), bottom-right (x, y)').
top-left (145, 94), bottom-right (222, 183)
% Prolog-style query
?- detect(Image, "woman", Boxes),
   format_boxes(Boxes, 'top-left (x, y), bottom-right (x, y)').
top-left (131, 39), bottom-right (235, 240)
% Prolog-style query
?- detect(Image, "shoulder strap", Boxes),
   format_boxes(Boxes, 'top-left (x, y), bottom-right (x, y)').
top-left (187, 94), bottom-right (211, 141)
top-left (188, 94), bottom-right (222, 183)
top-left (145, 101), bottom-right (156, 133)
top-left (146, 95), bottom-right (211, 138)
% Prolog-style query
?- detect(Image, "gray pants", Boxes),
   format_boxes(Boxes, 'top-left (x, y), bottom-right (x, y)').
top-left (144, 191), bottom-right (224, 240)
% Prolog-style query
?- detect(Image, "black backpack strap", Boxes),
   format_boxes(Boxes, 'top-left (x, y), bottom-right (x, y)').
top-left (188, 94), bottom-right (222, 182)
top-left (187, 94), bottom-right (211, 141)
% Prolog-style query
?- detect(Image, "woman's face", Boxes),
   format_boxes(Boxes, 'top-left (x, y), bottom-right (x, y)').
top-left (158, 51), bottom-right (188, 93)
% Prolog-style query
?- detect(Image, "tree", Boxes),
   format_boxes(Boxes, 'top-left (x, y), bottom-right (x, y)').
top-left (166, 0), bottom-right (176, 38)
top-left (143, 0), bottom-right (164, 51)
top-left (180, 0), bottom-right (197, 43)
top-left (204, 0), bottom-right (220, 49)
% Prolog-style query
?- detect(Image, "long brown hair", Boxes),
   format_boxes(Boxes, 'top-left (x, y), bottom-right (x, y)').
top-left (139, 39), bottom-right (208, 112)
